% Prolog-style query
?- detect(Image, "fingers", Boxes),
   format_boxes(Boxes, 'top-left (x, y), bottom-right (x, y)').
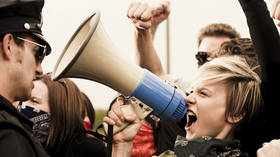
top-left (138, 2), bottom-right (165, 21)
top-left (271, 0), bottom-right (278, 18)
top-left (104, 96), bottom-right (141, 126)
top-left (134, 3), bottom-right (149, 20)
top-left (127, 1), bottom-right (141, 19)
top-left (107, 109), bottom-right (124, 126)
top-left (127, 1), bottom-right (153, 22)
top-left (262, 139), bottom-right (280, 147)
top-left (262, 142), bottom-right (269, 147)
top-left (103, 116), bottom-right (116, 125)
top-left (271, 0), bottom-right (280, 25)
top-left (103, 108), bottom-right (125, 127)
top-left (133, 19), bottom-right (152, 30)
top-left (257, 139), bottom-right (280, 157)
top-left (112, 97), bottom-right (125, 121)
top-left (103, 97), bottom-right (126, 126)
top-left (271, 0), bottom-right (280, 18)
top-left (161, 0), bottom-right (171, 16)
top-left (127, 0), bottom-right (170, 30)
top-left (274, 4), bottom-right (280, 20)
top-left (123, 112), bottom-right (140, 123)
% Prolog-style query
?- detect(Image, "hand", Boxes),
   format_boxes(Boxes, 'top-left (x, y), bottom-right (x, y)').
top-left (271, 0), bottom-right (280, 27)
top-left (127, 0), bottom-right (170, 32)
top-left (257, 139), bottom-right (280, 157)
top-left (103, 97), bottom-right (141, 143)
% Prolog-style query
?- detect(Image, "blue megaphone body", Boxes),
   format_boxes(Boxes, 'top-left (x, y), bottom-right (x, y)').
top-left (130, 70), bottom-right (187, 122)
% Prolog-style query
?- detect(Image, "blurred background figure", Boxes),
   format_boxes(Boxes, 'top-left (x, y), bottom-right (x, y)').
top-left (195, 23), bottom-right (240, 66)
top-left (81, 92), bottom-right (96, 131)
top-left (19, 74), bottom-right (106, 157)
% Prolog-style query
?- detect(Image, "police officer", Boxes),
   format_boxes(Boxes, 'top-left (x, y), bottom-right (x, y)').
top-left (0, 0), bottom-right (51, 156)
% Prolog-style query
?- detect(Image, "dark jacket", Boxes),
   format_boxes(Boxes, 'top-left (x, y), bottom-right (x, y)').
top-left (0, 95), bottom-right (48, 157)
top-left (174, 136), bottom-right (249, 157)
top-left (154, 136), bottom-right (249, 157)
top-left (47, 132), bottom-right (106, 157)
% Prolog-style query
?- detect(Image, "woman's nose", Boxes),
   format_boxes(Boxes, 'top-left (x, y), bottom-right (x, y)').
top-left (185, 92), bottom-right (196, 106)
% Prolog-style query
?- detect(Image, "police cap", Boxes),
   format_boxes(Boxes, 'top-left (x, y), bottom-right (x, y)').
top-left (0, 0), bottom-right (51, 55)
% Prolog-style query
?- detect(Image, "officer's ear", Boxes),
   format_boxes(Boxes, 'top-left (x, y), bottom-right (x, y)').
top-left (1, 34), bottom-right (14, 60)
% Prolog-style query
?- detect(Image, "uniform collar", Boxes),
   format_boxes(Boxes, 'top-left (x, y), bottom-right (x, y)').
top-left (0, 95), bottom-right (34, 127)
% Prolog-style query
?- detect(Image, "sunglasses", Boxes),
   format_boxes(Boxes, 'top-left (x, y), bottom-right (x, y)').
top-left (195, 51), bottom-right (210, 66)
top-left (16, 37), bottom-right (47, 63)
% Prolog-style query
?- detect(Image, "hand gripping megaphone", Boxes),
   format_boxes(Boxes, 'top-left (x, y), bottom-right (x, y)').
top-left (52, 10), bottom-right (187, 124)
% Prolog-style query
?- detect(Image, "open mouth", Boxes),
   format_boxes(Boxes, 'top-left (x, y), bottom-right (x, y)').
top-left (186, 110), bottom-right (197, 128)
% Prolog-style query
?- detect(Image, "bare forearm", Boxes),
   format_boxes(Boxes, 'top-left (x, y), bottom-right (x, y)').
top-left (134, 29), bottom-right (165, 77)
top-left (112, 142), bottom-right (133, 157)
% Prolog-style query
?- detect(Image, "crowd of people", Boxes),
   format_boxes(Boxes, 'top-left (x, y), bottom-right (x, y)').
top-left (1, 0), bottom-right (280, 157)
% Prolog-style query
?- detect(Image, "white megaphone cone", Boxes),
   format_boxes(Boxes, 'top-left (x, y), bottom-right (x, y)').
top-left (52, 10), bottom-right (187, 124)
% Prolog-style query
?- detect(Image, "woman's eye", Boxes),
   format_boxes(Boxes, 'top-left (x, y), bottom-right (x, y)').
top-left (199, 91), bottom-right (208, 96)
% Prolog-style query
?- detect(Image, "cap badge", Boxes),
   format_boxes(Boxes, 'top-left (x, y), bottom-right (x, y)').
top-left (24, 23), bottom-right (31, 30)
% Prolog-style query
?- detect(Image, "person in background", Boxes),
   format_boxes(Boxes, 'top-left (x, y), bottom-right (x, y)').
top-left (195, 23), bottom-right (240, 66)
top-left (81, 92), bottom-right (96, 131)
top-left (235, 0), bottom-right (280, 156)
top-left (127, 0), bottom-right (240, 88)
top-left (253, 1), bottom-right (280, 156)
top-left (0, 0), bottom-right (51, 156)
top-left (214, 37), bottom-right (261, 76)
top-left (19, 74), bottom-right (106, 157)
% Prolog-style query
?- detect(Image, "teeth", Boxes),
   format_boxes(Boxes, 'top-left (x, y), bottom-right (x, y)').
top-left (187, 110), bottom-right (196, 116)
top-left (188, 112), bottom-right (195, 116)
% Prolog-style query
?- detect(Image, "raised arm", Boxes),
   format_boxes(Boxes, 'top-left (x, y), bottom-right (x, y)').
top-left (238, 0), bottom-right (280, 82)
top-left (238, 0), bottom-right (280, 156)
top-left (127, 0), bottom-right (170, 78)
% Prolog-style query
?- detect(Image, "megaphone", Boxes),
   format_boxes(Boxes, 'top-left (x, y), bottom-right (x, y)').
top-left (52, 10), bottom-right (187, 122)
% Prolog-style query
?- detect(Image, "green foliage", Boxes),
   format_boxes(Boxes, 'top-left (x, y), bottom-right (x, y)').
top-left (93, 109), bottom-right (108, 130)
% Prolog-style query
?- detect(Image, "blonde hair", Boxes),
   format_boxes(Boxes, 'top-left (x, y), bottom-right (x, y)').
top-left (195, 56), bottom-right (262, 126)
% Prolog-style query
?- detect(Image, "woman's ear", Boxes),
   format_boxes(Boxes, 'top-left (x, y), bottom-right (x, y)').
top-left (1, 34), bottom-right (14, 60)
top-left (227, 114), bottom-right (244, 124)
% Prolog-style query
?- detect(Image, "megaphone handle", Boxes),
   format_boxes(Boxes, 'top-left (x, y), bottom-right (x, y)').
top-left (103, 97), bottom-right (153, 135)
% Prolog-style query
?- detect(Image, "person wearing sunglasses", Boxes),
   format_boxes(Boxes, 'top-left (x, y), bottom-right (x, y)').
top-left (195, 23), bottom-right (240, 66)
top-left (0, 0), bottom-right (51, 157)
top-left (126, 0), bottom-right (240, 90)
